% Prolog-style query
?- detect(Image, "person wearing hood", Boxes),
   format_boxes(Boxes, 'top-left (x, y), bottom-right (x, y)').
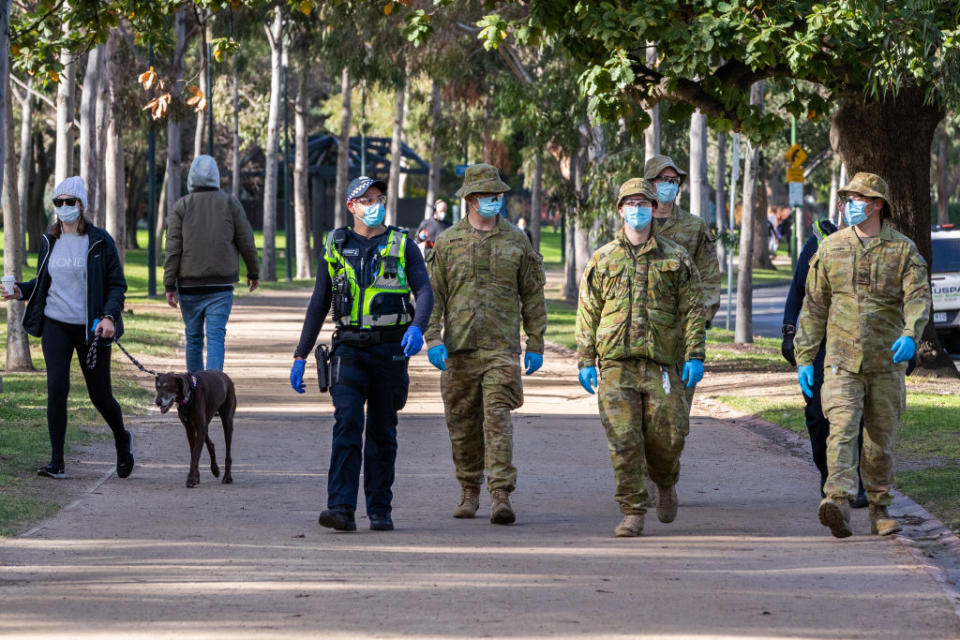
top-left (3, 177), bottom-right (133, 479)
top-left (164, 155), bottom-right (260, 372)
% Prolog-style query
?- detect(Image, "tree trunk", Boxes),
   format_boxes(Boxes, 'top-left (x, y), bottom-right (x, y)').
top-left (293, 60), bottom-right (312, 279)
top-left (574, 222), bottom-right (590, 286)
top-left (261, 6), bottom-right (282, 281)
top-left (424, 78), bottom-right (442, 220)
top-left (831, 88), bottom-right (956, 377)
top-left (334, 66), bottom-right (350, 229)
top-left (163, 8), bottom-right (187, 266)
top-left (17, 77), bottom-right (33, 263)
top-left (232, 52), bottom-right (241, 198)
top-left (27, 130), bottom-right (50, 252)
top-left (562, 212), bottom-right (577, 301)
top-left (828, 161), bottom-right (839, 225)
top-left (530, 150), bottom-right (543, 250)
top-left (125, 149), bottom-right (143, 249)
top-left (644, 43), bottom-right (660, 161)
top-left (0, 0), bottom-right (7, 206)
top-left (386, 77), bottom-right (407, 227)
top-left (55, 35), bottom-right (76, 185)
top-left (93, 44), bottom-right (110, 226)
top-left (79, 46), bottom-right (102, 218)
top-left (155, 168), bottom-right (168, 266)
top-left (735, 81), bottom-right (763, 344)
top-left (688, 109), bottom-right (707, 218)
top-left (193, 16), bottom-right (210, 160)
top-left (715, 130), bottom-right (727, 273)
top-left (751, 175), bottom-right (773, 269)
top-left (104, 32), bottom-right (125, 264)
top-left (936, 135), bottom-right (950, 225)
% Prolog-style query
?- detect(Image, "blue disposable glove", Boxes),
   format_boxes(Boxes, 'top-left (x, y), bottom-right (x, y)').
top-left (681, 359), bottom-right (704, 389)
top-left (91, 318), bottom-right (100, 335)
top-left (798, 365), bottom-right (814, 398)
top-left (890, 336), bottom-right (915, 364)
top-left (290, 359), bottom-right (306, 394)
top-left (428, 344), bottom-right (448, 371)
top-left (524, 352), bottom-right (543, 375)
top-left (579, 366), bottom-right (598, 394)
top-left (400, 326), bottom-right (423, 357)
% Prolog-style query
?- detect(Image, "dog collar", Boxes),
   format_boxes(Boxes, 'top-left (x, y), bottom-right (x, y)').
top-left (181, 375), bottom-right (198, 405)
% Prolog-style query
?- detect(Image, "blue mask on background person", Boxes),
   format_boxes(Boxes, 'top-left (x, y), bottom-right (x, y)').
top-left (56, 204), bottom-right (81, 224)
top-left (477, 195), bottom-right (503, 218)
top-left (362, 202), bottom-right (386, 227)
top-left (656, 181), bottom-right (679, 203)
top-left (623, 205), bottom-right (652, 230)
top-left (844, 199), bottom-right (868, 226)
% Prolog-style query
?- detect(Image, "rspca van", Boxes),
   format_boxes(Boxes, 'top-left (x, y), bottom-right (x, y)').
top-left (931, 225), bottom-right (960, 352)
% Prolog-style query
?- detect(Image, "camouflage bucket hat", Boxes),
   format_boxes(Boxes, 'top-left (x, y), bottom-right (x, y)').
top-left (617, 178), bottom-right (658, 206)
top-left (837, 172), bottom-right (889, 204)
top-left (643, 154), bottom-right (688, 181)
top-left (454, 163), bottom-right (510, 198)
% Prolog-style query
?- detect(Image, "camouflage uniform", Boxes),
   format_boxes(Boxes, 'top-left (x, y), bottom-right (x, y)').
top-left (795, 173), bottom-right (930, 507)
top-left (577, 226), bottom-right (706, 515)
top-left (426, 169), bottom-right (547, 494)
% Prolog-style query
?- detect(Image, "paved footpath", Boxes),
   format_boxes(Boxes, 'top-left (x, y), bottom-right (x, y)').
top-left (2, 289), bottom-right (960, 639)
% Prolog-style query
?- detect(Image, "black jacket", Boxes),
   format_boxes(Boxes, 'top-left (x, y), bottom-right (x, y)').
top-left (18, 225), bottom-right (127, 339)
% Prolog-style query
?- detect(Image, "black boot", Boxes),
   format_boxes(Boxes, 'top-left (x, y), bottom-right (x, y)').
top-left (318, 505), bottom-right (357, 531)
top-left (116, 430), bottom-right (135, 479)
top-left (38, 460), bottom-right (66, 479)
top-left (369, 512), bottom-right (394, 531)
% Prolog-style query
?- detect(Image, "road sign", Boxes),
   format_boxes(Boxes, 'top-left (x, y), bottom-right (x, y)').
top-left (784, 144), bottom-right (807, 167)
top-left (455, 164), bottom-right (469, 176)
top-left (789, 181), bottom-right (804, 207)
top-left (786, 166), bottom-right (804, 183)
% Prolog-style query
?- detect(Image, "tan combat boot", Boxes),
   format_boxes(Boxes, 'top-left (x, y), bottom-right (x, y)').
top-left (490, 488), bottom-right (516, 525)
top-left (453, 486), bottom-right (480, 519)
top-left (818, 497), bottom-right (853, 538)
top-left (614, 514), bottom-right (644, 537)
top-left (869, 505), bottom-right (902, 536)
top-left (656, 485), bottom-right (678, 523)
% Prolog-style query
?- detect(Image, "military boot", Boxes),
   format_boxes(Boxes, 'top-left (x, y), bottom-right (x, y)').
top-left (490, 489), bottom-right (516, 525)
top-left (645, 477), bottom-right (657, 507)
top-left (818, 497), bottom-right (852, 538)
top-left (869, 505), bottom-right (902, 536)
top-left (614, 514), bottom-right (644, 537)
top-left (453, 486), bottom-right (480, 519)
top-left (656, 485), bottom-right (678, 523)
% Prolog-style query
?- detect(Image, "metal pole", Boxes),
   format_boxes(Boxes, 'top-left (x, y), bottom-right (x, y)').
top-left (725, 133), bottom-right (740, 331)
top-left (283, 48), bottom-right (292, 281)
top-left (147, 43), bottom-right (157, 298)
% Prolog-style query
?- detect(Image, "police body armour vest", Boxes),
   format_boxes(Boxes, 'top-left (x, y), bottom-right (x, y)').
top-left (325, 227), bottom-right (413, 329)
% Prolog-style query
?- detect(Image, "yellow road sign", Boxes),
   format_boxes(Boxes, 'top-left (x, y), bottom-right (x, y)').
top-left (784, 144), bottom-right (807, 167)
top-left (786, 167), bottom-right (804, 182)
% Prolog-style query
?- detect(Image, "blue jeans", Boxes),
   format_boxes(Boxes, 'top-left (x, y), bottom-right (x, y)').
top-left (178, 290), bottom-right (234, 372)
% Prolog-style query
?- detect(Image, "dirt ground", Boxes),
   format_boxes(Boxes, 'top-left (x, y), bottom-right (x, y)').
top-left (1, 288), bottom-right (959, 639)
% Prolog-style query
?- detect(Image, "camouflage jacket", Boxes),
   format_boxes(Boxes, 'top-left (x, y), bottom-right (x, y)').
top-left (576, 230), bottom-right (706, 369)
top-left (794, 224), bottom-right (931, 373)
top-left (426, 216), bottom-right (547, 354)
top-left (653, 207), bottom-right (721, 323)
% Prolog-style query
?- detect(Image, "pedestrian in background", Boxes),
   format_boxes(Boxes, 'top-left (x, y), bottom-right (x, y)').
top-left (164, 155), bottom-right (260, 372)
top-left (795, 173), bottom-right (930, 539)
top-left (416, 200), bottom-right (451, 258)
top-left (3, 177), bottom-right (133, 480)
top-left (782, 218), bottom-right (868, 509)
top-left (290, 176), bottom-right (432, 533)
top-left (576, 178), bottom-right (705, 537)
top-left (426, 164), bottom-right (547, 525)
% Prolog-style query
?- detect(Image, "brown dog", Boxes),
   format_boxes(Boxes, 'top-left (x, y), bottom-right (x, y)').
top-left (154, 370), bottom-right (236, 488)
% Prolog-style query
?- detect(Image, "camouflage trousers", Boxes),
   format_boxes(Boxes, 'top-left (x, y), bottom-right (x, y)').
top-left (821, 366), bottom-right (905, 506)
top-left (441, 349), bottom-right (523, 493)
top-left (598, 358), bottom-right (689, 515)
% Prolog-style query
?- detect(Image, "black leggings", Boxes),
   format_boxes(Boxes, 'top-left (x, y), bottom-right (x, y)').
top-left (40, 318), bottom-right (126, 464)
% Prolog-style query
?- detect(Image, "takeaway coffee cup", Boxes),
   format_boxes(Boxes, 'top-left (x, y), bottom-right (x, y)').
top-left (1, 275), bottom-right (16, 297)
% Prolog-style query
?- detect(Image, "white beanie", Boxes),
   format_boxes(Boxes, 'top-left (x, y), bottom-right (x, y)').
top-left (53, 176), bottom-right (88, 209)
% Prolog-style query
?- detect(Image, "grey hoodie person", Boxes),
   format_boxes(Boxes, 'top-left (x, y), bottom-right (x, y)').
top-left (164, 155), bottom-right (260, 291)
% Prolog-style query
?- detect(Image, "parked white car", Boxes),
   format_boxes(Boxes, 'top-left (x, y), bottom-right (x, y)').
top-left (931, 225), bottom-right (960, 352)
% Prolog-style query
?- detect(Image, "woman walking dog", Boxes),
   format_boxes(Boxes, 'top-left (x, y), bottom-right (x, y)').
top-left (2, 177), bottom-right (133, 479)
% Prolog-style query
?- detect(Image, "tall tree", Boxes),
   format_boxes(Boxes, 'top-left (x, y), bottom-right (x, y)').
top-left (423, 77), bottom-right (442, 220)
top-left (93, 42), bottom-right (110, 225)
top-left (54, 25), bottom-right (76, 184)
top-left (261, 5), bottom-right (283, 281)
top-left (0, 0), bottom-right (7, 204)
top-left (16, 79), bottom-right (32, 263)
top-left (334, 65), bottom-right (350, 229)
top-left (386, 75), bottom-right (407, 227)
top-left (161, 7), bottom-right (189, 267)
top-left (644, 42), bottom-right (659, 161)
top-left (735, 82), bottom-right (764, 344)
top-left (715, 130), bottom-right (728, 272)
top-left (529, 150), bottom-right (543, 249)
top-left (688, 109), bottom-right (707, 218)
top-left (231, 49), bottom-right (240, 198)
top-left (104, 30), bottom-right (125, 263)
top-left (79, 45), bottom-right (104, 218)
top-left (293, 58), bottom-right (312, 279)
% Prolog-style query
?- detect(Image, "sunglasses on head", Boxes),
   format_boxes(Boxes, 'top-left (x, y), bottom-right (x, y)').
top-left (53, 198), bottom-right (78, 207)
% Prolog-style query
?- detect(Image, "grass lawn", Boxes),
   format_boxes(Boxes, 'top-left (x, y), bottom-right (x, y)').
top-left (718, 390), bottom-right (960, 534)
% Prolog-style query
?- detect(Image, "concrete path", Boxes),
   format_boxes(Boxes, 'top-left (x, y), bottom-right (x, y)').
top-left (2, 289), bottom-right (959, 639)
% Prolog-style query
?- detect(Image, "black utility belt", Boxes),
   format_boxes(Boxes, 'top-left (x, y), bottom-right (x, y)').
top-left (334, 325), bottom-right (408, 346)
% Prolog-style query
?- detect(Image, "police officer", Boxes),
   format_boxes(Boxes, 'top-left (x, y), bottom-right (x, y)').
top-left (782, 218), bottom-right (869, 508)
top-left (425, 163), bottom-right (547, 525)
top-left (576, 178), bottom-right (706, 537)
top-left (795, 172), bottom-right (930, 539)
top-left (290, 176), bottom-right (434, 532)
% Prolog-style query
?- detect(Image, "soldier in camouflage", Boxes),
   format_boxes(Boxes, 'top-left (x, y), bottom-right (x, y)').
top-left (794, 172), bottom-right (931, 539)
top-left (576, 178), bottom-right (706, 537)
top-left (425, 164), bottom-right (547, 525)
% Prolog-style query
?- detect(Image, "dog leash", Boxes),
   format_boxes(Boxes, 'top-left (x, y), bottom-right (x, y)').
top-left (86, 334), bottom-right (160, 377)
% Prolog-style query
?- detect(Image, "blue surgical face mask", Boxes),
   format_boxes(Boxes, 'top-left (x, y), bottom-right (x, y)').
top-left (655, 181), bottom-right (679, 203)
top-left (56, 204), bottom-right (81, 224)
top-left (623, 205), bottom-right (653, 231)
top-left (477, 195), bottom-right (503, 218)
top-left (844, 199), bottom-right (868, 226)
top-left (361, 202), bottom-right (386, 228)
